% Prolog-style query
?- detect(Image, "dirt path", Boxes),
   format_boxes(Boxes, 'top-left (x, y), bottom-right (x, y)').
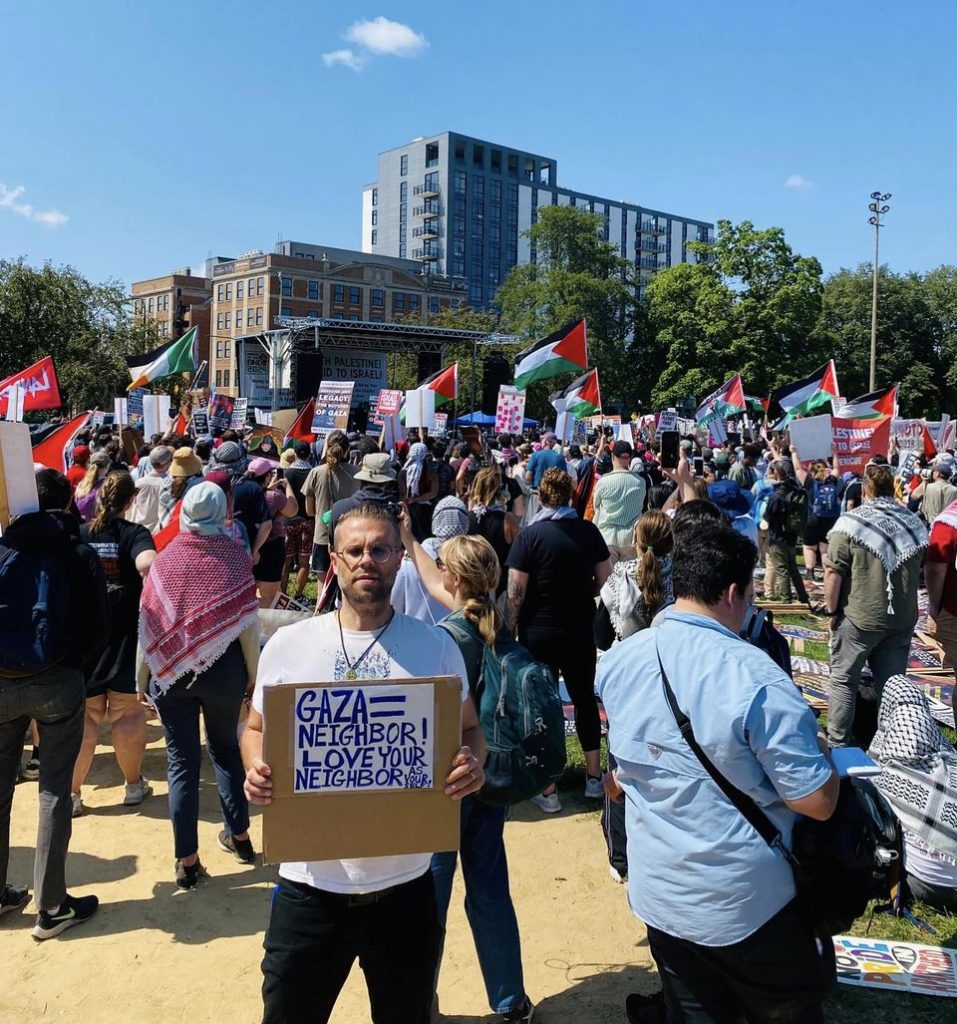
top-left (0, 724), bottom-right (653, 1023)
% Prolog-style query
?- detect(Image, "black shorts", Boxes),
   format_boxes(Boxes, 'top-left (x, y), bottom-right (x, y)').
top-left (803, 516), bottom-right (837, 547)
top-left (254, 537), bottom-right (286, 583)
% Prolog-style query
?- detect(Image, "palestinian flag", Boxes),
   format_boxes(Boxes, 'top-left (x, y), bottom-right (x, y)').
top-left (126, 327), bottom-right (198, 391)
top-left (513, 320), bottom-right (588, 390)
top-left (419, 362), bottom-right (458, 408)
top-left (774, 360), bottom-right (839, 424)
top-left (695, 375), bottom-right (746, 425)
top-left (840, 383), bottom-right (898, 420)
top-left (283, 398), bottom-right (316, 448)
top-left (744, 394), bottom-right (770, 417)
top-left (550, 368), bottom-right (601, 419)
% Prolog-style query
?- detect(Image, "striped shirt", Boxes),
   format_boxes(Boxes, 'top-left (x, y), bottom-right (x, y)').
top-left (593, 469), bottom-right (646, 534)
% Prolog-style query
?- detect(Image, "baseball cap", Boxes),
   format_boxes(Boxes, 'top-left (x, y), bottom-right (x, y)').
top-left (612, 440), bottom-right (634, 458)
top-left (247, 457), bottom-right (276, 478)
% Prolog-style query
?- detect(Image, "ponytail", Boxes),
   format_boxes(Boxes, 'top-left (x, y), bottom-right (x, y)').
top-left (631, 509), bottom-right (675, 620)
top-left (89, 471), bottom-right (136, 536)
top-left (439, 535), bottom-right (504, 650)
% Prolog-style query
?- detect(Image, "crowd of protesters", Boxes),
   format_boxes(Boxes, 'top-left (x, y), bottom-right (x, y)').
top-left (1, 409), bottom-right (956, 1024)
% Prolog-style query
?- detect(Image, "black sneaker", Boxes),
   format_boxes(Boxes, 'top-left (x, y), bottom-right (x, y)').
top-left (21, 756), bottom-right (39, 782)
top-left (175, 859), bottom-right (207, 890)
top-left (218, 829), bottom-right (256, 864)
top-left (625, 992), bottom-right (666, 1024)
top-left (500, 999), bottom-right (535, 1023)
top-left (0, 884), bottom-right (29, 918)
top-left (31, 893), bottom-right (98, 940)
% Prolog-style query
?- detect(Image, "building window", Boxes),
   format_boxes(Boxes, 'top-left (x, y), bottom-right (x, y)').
top-left (281, 277), bottom-right (292, 297)
top-left (409, 294), bottom-right (420, 311)
top-left (248, 277), bottom-right (255, 296)
top-left (307, 309), bottom-right (318, 318)
top-left (400, 154), bottom-right (408, 176)
top-left (372, 187), bottom-right (378, 206)
top-left (349, 286), bottom-right (361, 304)
top-left (451, 257), bottom-right (465, 276)
top-left (225, 283), bottom-right (232, 300)
top-left (508, 153), bottom-right (518, 176)
top-left (224, 312), bottom-right (231, 329)
top-left (216, 284), bottom-right (224, 301)
top-left (371, 314), bottom-right (384, 323)
top-left (371, 229), bottom-right (377, 245)
top-left (247, 308), bottom-right (254, 326)
top-left (425, 142), bottom-right (439, 168)
top-left (257, 277), bottom-right (264, 295)
top-left (256, 307), bottom-right (263, 325)
top-left (236, 280), bottom-right (243, 299)
top-left (215, 370), bottom-right (223, 387)
top-left (429, 296), bottom-right (439, 313)
top-left (349, 314), bottom-right (360, 321)
top-left (215, 340), bottom-right (223, 360)
top-left (469, 282), bottom-right (483, 306)
top-left (308, 280), bottom-right (320, 300)
top-left (281, 305), bottom-right (292, 317)
top-left (400, 181), bottom-right (408, 202)
top-left (216, 312), bottom-right (224, 330)
top-left (223, 369), bottom-right (230, 388)
top-left (372, 289), bottom-right (383, 308)
top-left (371, 209), bottom-right (378, 227)
top-left (455, 141), bottom-right (466, 163)
top-left (224, 340), bottom-right (231, 358)
top-left (424, 171), bottom-right (439, 192)
top-left (399, 241), bottom-right (407, 258)
top-left (334, 284), bottom-right (344, 302)
top-left (472, 144), bottom-right (484, 167)
top-left (395, 293), bottom-right (405, 311)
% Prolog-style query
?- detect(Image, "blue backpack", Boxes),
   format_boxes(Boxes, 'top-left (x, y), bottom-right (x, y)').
top-left (439, 619), bottom-right (566, 806)
top-left (812, 477), bottom-right (839, 519)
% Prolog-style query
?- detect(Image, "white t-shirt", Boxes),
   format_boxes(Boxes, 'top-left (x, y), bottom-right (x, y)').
top-left (252, 611), bottom-right (468, 894)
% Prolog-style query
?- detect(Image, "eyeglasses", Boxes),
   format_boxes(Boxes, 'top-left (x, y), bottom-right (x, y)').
top-left (334, 544), bottom-right (402, 566)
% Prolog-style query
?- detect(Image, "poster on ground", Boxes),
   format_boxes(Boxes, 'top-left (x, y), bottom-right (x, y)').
top-left (833, 936), bottom-right (957, 997)
top-left (832, 417), bottom-right (892, 474)
top-left (261, 676), bottom-right (462, 863)
top-left (495, 386), bottom-right (526, 434)
top-left (311, 381), bottom-right (355, 434)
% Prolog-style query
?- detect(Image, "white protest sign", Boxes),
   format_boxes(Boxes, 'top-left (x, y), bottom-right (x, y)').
top-left (495, 386), bottom-right (526, 434)
top-left (254, 407), bottom-right (273, 426)
top-left (4, 385), bottom-right (26, 422)
top-left (142, 394), bottom-right (171, 439)
top-left (0, 421), bottom-right (40, 532)
top-left (404, 388), bottom-right (435, 430)
top-left (788, 414), bottom-right (833, 461)
top-left (677, 417), bottom-right (696, 435)
top-left (230, 397), bottom-right (249, 430)
top-left (657, 408), bottom-right (678, 433)
top-left (113, 397), bottom-right (128, 427)
top-left (291, 682), bottom-right (435, 793)
top-left (892, 418), bottom-right (925, 453)
top-left (831, 396), bottom-right (847, 416)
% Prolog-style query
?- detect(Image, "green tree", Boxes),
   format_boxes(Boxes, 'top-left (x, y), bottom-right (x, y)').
top-left (812, 265), bottom-right (942, 417)
top-left (496, 206), bottom-right (641, 418)
top-left (642, 220), bottom-right (826, 409)
top-left (0, 258), bottom-right (159, 413)
top-left (922, 265), bottom-right (957, 411)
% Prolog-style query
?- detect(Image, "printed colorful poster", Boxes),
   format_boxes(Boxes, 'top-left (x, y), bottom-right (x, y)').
top-left (292, 683), bottom-right (435, 793)
top-left (375, 389), bottom-right (404, 418)
top-left (495, 386), bottom-right (526, 434)
top-left (833, 936), bottom-right (957, 997)
top-left (208, 393), bottom-right (236, 432)
top-left (230, 397), bottom-right (249, 430)
top-left (832, 416), bottom-right (892, 474)
top-left (433, 412), bottom-right (448, 436)
top-left (311, 381), bottom-right (355, 434)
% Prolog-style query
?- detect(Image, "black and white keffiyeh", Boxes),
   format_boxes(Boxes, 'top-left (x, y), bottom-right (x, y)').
top-left (829, 498), bottom-right (928, 613)
top-left (869, 675), bottom-right (957, 866)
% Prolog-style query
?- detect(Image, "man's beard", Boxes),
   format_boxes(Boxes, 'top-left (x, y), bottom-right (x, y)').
top-left (340, 574), bottom-right (393, 609)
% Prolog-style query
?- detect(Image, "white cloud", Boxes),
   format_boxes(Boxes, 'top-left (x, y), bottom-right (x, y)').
top-left (784, 174), bottom-right (812, 192)
top-left (345, 16), bottom-right (427, 57)
top-left (321, 48), bottom-right (364, 71)
top-left (0, 183), bottom-right (68, 228)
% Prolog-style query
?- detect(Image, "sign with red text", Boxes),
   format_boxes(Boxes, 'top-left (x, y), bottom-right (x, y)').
top-left (832, 417), bottom-right (891, 474)
top-left (833, 936), bottom-right (957, 997)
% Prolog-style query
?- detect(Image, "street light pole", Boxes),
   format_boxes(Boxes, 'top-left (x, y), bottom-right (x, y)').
top-left (867, 191), bottom-right (891, 392)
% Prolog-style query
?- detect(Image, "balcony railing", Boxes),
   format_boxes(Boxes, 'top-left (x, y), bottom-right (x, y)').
top-left (640, 221), bottom-right (667, 235)
top-left (413, 183), bottom-right (441, 198)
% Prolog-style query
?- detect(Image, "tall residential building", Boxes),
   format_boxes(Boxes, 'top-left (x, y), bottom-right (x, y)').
top-left (204, 242), bottom-right (465, 391)
top-left (131, 269), bottom-right (212, 368)
top-left (362, 131), bottom-right (714, 309)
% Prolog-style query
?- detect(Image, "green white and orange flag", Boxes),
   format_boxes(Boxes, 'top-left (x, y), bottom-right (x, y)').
top-left (126, 327), bottom-right (198, 391)
top-left (839, 383), bottom-right (898, 420)
top-left (550, 368), bottom-right (602, 418)
top-left (514, 320), bottom-right (588, 390)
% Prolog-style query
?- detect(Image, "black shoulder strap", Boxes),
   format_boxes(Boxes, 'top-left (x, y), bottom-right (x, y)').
top-left (655, 642), bottom-right (786, 854)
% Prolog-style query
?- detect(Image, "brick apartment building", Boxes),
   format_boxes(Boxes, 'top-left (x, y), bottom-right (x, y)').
top-left (131, 268), bottom-right (212, 370)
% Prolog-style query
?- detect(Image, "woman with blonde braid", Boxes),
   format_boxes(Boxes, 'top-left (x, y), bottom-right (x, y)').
top-left (396, 522), bottom-right (534, 1023)
top-left (72, 471), bottom-right (156, 815)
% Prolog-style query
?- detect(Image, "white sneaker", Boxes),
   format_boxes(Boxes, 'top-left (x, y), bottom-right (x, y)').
top-left (609, 865), bottom-right (627, 884)
top-left (584, 775), bottom-right (604, 799)
top-left (71, 793), bottom-right (84, 818)
top-left (123, 777), bottom-right (152, 806)
top-left (531, 792), bottom-right (561, 814)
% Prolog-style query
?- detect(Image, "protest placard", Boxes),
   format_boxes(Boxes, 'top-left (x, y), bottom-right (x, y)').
top-left (892, 418), bottom-right (925, 453)
top-left (433, 411), bottom-right (448, 436)
top-left (404, 387), bottom-right (435, 431)
top-left (261, 675), bottom-right (462, 863)
top-left (832, 417), bottom-right (892, 474)
top-left (833, 935), bottom-right (957, 997)
top-left (788, 414), bottom-right (833, 461)
top-left (113, 397), bottom-right (128, 427)
top-left (127, 387), bottom-right (147, 425)
top-left (0, 421), bottom-right (39, 533)
top-left (657, 408), bottom-right (678, 433)
top-left (253, 408), bottom-right (273, 426)
top-left (495, 386), bottom-right (526, 434)
top-left (191, 409), bottom-right (210, 437)
top-left (207, 393), bottom-right (236, 433)
top-left (142, 394), bottom-right (171, 439)
top-left (375, 389), bottom-right (403, 418)
top-left (311, 381), bottom-right (355, 434)
top-left (230, 397), bottom-right (248, 430)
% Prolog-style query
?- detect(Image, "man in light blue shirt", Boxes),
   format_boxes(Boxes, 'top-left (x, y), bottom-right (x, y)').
top-left (525, 435), bottom-right (567, 489)
top-left (598, 521), bottom-right (838, 1024)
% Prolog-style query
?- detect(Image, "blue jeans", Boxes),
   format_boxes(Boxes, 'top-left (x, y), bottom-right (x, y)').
top-left (152, 641), bottom-right (249, 859)
top-left (0, 664), bottom-right (85, 911)
top-left (431, 795), bottom-right (526, 1014)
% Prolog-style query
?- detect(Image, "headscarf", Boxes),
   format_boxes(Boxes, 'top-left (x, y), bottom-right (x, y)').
top-left (869, 675), bottom-right (957, 865)
top-left (209, 440), bottom-right (246, 479)
top-left (404, 442), bottom-right (428, 497)
top-left (431, 496), bottom-right (470, 540)
top-left (180, 481), bottom-right (227, 536)
top-left (139, 493), bottom-right (258, 693)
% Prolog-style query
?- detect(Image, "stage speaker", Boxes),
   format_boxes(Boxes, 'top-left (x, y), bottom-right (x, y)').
top-left (417, 351), bottom-right (441, 384)
top-left (294, 351), bottom-right (323, 405)
top-left (481, 352), bottom-right (511, 414)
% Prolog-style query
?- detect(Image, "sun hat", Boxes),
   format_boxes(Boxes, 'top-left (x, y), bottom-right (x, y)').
top-left (354, 453), bottom-right (397, 484)
top-left (280, 448), bottom-right (296, 468)
top-left (171, 447), bottom-right (203, 478)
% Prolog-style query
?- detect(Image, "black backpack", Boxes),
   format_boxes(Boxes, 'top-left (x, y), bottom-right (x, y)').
top-left (0, 528), bottom-right (75, 678)
top-left (740, 607), bottom-right (792, 677)
top-left (785, 484), bottom-right (810, 537)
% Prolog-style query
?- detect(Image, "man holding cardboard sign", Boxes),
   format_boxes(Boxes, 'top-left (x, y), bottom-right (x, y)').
top-left (242, 502), bottom-right (486, 1024)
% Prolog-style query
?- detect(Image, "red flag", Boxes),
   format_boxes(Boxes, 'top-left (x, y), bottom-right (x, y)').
top-left (283, 398), bottom-right (316, 448)
top-left (0, 356), bottom-right (62, 416)
top-left (922, 423), bottom-right (938, 458)
top-left (31, 412), bottom-right (91, 473)
top-left (172, 411), bottom-right (188, 436)
top-left (154, 500), bottom-right (182, 552)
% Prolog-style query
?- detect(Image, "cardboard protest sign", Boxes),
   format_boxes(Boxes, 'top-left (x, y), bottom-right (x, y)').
top-left (261, 676), bottom-right (463, 863)
top-left (832, 417), bottom-right (891, 475)
top-left (833, 936), bottom-right (957, 997)
top-left (0, 422), bottom-right (40, 533)
top-left (311, 381), bottom-right (355, 435)
top-left (113, 397), bottom-right (128, 427)
top-left (788, 414), bottom-right (833, 462)
top-left (230, 397), bottom-right (249, 430)
top-left (142, 394), bottom-right (171, 439)
top-left (495, 386), bottom-right (526, 434)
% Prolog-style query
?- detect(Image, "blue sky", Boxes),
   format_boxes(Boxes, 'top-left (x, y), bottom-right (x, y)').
top-left (2, 1), bottom-right (954, 289)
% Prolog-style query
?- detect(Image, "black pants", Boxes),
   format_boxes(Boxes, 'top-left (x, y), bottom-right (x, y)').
top-left (647, 899), bottom-right (835, 1024)
top-left (261, 871), bottom-right (440, 1024)
top-left (523, 628), bottom-right (601, 751)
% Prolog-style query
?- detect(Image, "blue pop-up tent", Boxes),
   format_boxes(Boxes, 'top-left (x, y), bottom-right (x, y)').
top-left (453, 410), bottom-right (540, 428)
